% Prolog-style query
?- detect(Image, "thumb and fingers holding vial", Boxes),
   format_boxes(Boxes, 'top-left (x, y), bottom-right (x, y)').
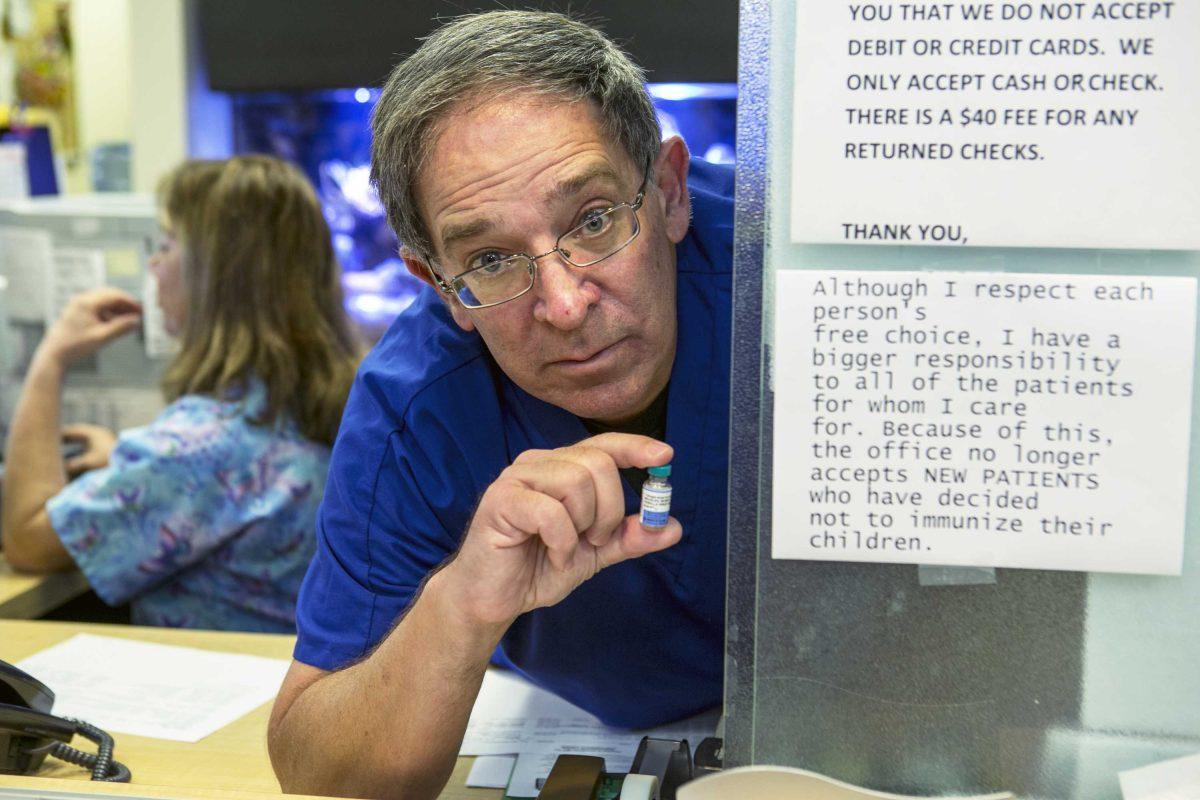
top-left (640, 464), bottom-right (672, 530)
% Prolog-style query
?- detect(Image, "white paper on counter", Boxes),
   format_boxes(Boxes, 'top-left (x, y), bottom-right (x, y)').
top-left (466, 755), bottom-right (516, 789)
top-left (1120, 752), bottom-right (1200, 800)
top-left (16, 633), bottom-right (290, 742)
top-left (462, 668), bottom-right (718, 796)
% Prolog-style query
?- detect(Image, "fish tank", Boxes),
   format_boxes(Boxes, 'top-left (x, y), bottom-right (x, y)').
top-left (230, 83), bottom-right (736, 335)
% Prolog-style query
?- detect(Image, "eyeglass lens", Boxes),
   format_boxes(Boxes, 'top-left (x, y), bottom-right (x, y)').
top-left (452, 204), bottom-right (639, 308)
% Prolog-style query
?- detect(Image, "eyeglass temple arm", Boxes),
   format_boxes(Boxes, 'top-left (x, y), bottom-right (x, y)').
top-left (630, 158), bottom-right (657, 209)
top-left (424, 260), bottom-right (455, 294)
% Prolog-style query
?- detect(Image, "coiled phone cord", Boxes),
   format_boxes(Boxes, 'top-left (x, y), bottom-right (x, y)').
top-left (24, 718), bottom-right (131, 782)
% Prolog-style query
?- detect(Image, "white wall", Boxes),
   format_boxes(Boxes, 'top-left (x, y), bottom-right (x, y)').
top-left (69, 0), bottom-right (133, 192)
top-left (128, 0), bottom-right (188, 192)
top-left (69, 0), bottom-right (190, 193)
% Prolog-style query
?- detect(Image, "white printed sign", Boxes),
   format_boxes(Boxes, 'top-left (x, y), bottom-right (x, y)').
top-left (46, 248), bottom-right (106, 326)
top-left (141, 271), bottom-right (176, 359)
top-left (772, 270), bottom-right (1196, 575)
top-left (790, 2), bottom-right (1200, 249)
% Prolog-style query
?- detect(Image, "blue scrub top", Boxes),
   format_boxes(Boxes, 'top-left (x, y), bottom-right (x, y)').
top-left (49, 379), bottom-right (326, 632)
top-left (295, 160), bottom-right (733, 728)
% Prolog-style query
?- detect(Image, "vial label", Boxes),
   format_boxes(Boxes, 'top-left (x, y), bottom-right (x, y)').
top-left (640, 484), bottom-right (672, 528)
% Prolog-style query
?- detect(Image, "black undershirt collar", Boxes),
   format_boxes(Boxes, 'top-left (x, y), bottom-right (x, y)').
top-left (580, 388), bottom-right (669, 490)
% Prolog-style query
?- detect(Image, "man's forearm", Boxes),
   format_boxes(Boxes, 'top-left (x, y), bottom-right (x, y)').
top-left (1, 352), bottom-right (69, 565)
top-left (269, 566), bottom-right (510, 800)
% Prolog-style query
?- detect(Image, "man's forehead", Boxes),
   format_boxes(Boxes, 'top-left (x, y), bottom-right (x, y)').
top-left (435, 160), bottom-right (628, 253)
top-left (418, 93), bottom-right (641, 249)
top-left (428, 91), bottom-right (638, 174)
top-left (540, 162), bottom-right (627, 204)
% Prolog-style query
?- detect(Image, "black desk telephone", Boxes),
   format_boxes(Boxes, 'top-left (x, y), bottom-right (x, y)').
top-left (0, 659), bottom-right (130, 781)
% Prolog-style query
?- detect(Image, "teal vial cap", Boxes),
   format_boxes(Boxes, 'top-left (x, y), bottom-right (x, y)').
top-left (648, 465), bottom-right (672, 477)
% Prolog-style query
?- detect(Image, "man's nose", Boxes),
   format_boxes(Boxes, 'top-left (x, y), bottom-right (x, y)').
top-left (532, 256), bottom-right (600, 331)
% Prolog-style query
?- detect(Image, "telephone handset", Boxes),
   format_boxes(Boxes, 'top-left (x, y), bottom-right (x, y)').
top-left (0, 659), bottom-right (130, 781)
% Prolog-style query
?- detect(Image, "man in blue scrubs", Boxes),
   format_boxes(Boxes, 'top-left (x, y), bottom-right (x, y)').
top-left (269, 11), bottom-right (732, 799)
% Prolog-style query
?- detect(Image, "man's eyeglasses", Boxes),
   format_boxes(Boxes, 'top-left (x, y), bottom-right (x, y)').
top-left (429, 168), bottom-right (651, 309)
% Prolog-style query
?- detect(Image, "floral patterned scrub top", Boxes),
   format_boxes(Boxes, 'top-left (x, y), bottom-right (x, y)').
top-left (46, 381), bottom-right (329, 632)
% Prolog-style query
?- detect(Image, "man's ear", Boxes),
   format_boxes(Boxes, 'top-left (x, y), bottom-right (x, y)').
top-left (400, 246), bottom-right (475, 332)
top-left (653, 136), bottom-right (691, 244)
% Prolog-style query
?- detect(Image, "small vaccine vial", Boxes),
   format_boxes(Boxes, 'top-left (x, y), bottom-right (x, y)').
top-left (640, 465), bottom-right (672, 530)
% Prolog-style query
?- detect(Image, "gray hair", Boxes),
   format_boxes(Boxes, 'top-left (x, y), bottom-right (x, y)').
top-left (369, 10), bottom-right (662, 258)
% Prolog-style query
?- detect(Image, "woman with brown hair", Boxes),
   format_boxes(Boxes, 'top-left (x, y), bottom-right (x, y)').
top-left (1, 155), bottom-right (360, 631)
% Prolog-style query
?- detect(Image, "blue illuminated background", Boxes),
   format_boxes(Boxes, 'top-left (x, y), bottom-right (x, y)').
top-left (230, 83), bottom-right (736, 333)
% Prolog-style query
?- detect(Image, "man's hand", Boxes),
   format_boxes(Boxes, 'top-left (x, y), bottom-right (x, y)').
top-left (61, 424), bottom-right (118, 477)
top-left (36, 288), bottom-right (142, 369)
top-left (440, 433), bottom-right (680, 628)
